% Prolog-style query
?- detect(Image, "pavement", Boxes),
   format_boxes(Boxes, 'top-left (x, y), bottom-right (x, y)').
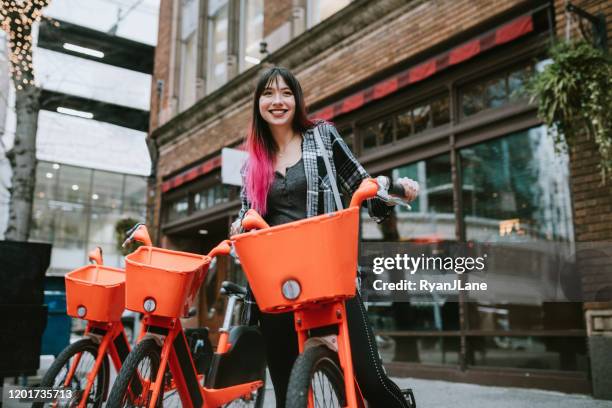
top-left (261, 376), bottom-right (612, 408)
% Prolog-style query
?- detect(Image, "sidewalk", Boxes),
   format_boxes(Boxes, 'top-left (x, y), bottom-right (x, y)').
top-left (263, 377), bottom-right (612, 407)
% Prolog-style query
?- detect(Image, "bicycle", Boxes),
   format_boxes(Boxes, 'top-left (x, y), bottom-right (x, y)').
top-left (34, 247), bottom-right (135, 408)
top-left (106, 225), bottom-right (266, 408)
top-left (233, 177), bottom-right (416, 408)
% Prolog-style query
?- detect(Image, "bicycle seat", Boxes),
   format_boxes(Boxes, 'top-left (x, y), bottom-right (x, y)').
top-left (220, 281), bottom-right (247, 296)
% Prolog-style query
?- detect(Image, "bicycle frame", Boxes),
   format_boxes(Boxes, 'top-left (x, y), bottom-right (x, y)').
top-left (135, 314), bottom-right (262, 408)
top-left (123, 234), bottom-right (264, 408)
top-left (293, 301), bottom-right (366, 408)
top-left (78, 321), bottom-right (135, 407)
top-left (59, 247), bottom-right (137, 408)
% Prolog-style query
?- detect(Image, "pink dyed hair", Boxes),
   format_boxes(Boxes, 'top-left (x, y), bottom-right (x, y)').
top-left (244, 67), bottom-right (313, 215)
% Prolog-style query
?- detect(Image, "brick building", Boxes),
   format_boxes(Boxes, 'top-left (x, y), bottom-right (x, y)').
top-left (148, 0), bottom-right (612, 397)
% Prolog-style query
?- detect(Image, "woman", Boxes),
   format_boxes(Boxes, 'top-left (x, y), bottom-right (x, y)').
top-left (233, 67), bottom-right (419, 408)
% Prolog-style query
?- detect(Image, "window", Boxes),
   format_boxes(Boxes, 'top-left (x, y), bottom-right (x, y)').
top-left (167, 196), bottom-right (189, 222)
top-left (461, 126), bottom-right (573, 243)
top-left (207, 0), bottom-right (229, 93)
top-left (360, 93), bottom-right (450, 152)
top-left (193, 184), bottom-right (232, 212)
top-left (240, 0), bottom-right (264, 71)
top-left (30, 162), bottom-right (148, 273)
top-left (163, 182), bottom-right (237, 224)
top-left (307, 0), bottom-right (351, 27)
top-left (461, 63), bottom-right (534, 118)
top-left (179, 0), bottom-right (200, 111)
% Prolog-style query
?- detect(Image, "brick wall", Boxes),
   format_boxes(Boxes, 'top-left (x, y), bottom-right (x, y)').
top-left (263, 0), bottom-right (293, 37)
top-left (157, 0), bottom-right (529, 178)
top-left (149, 0), bottom-right (174, 131)
top-left (553, 0), bottom-right (612, 302)
top-left (553, 0), bottom-right (612, 242)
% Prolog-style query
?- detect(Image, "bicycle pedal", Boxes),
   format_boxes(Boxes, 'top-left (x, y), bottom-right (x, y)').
top-left (401, 388), bottom-right (416, 408)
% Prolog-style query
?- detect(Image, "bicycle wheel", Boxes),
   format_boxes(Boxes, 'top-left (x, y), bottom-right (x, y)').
top-left (33, 338), bottom-right (109, 408)
top-left (286, 346), bottom-right (346, 408)
top-left (106, 338), bottom-right (163, 408)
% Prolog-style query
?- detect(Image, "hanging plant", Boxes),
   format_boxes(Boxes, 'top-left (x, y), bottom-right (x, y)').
top-left (528, 41), bottom-right (612, 180)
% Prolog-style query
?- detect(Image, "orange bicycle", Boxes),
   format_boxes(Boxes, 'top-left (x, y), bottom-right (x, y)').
top-left (106, 225), bottom-right (266, 408)
top-left (232, 178), bottom-right (416, 408)
top-left (34, 247), bottom-right (135, 408)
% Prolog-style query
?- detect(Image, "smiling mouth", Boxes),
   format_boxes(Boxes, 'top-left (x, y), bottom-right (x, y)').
top-left (269, 109), bottom-right (288, 115)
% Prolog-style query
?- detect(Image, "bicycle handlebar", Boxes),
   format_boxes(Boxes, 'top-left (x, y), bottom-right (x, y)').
top-left (122, 223), bottom-right (152, 247)
top-left (207, 240), bottom-right (232, 258)
top-left (242, 209), bottom-right (270, 231)
top-left (88, 246), bottom-right (104, 265)
top-left (239, 177), bottom-right (412, 232)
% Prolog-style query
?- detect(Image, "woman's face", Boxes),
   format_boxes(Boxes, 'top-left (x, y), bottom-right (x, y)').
top-left (259, 75), bottom-right (296, 128)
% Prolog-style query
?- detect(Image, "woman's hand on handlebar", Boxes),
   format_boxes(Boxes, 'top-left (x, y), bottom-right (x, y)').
top-left (230, 219), bottom-right (242, 236)
top-left (396, 177), bottom-right (419, 202)
top-left (375, 176), bottom-right (419, 208)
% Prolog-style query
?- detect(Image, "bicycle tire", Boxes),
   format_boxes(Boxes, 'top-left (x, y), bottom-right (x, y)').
top-left (106, 338), bottom-right (163, 408)
top-left (33, 338), bottom-right (109, 408)
top-left (286, 345), bottom-right (346, 408)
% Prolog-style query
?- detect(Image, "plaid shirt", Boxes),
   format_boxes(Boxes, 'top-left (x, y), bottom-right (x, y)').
top-left (237, 121), bottom-right (392, 225)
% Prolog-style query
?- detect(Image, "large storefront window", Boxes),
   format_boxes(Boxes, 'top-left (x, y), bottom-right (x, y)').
top-left (362, 153), bottom-right (459, 365)
top-left (30, 162), bottom-right (148, 274)
top-left (459, 127), bottom-right (585, 372)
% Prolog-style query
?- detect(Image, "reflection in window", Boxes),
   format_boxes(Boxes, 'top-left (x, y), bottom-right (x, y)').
top-left (31, 161), bottom-right (148, 273)
top-left (179, 0), bottom-right (200, 110)
top-left (360, 94), bottom-right (450, 152)
top-left (193, 184), bottom-right (231, 212)
top-left (361, 154), bottom-right (456, 363)
top-left (461, 63), bottom-right (533, 117)
top-left (460, 126), bottom-right (573, 242)
top-left (361, 118), bottom-right (393, 152)
top-left (168, 197), bottom-right (189, 222)
top-left (124, 176), bottom-right (147, 211)
top-left (240, 0), bottom-right (264, 71)
top-left (363, 154), bottom-right (453, 241)
top-left (467, 336), bottom-right (587, 372)
top-left (91, 170), bottom-right (123, 209)
top-left (308, 0), bottom-right (351, 27)
top-left (57, 166), bottom-right (92, 204)
top-left (208, 0), bottom-right (229, 93)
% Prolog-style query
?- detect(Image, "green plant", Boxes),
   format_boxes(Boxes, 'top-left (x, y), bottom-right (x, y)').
top-left (528, 41), bottom-right (612, 180)
top-left (115, 217), bottom-right (142, 256)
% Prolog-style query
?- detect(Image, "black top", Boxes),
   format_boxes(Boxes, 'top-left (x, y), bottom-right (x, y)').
top-left (265, 158), bottom-right (307, 227)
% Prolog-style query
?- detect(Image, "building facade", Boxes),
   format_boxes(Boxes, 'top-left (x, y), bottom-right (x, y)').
top-left (0, 0), bottom-right (158, 273)
top-left (149, 0), bottom-right (612, 395)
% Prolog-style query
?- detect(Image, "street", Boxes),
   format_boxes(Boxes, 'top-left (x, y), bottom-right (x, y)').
top-left (261, 377), bottom-right (612, 408)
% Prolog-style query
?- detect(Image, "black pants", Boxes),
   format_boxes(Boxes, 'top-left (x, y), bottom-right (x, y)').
top-left (259, 293), bottom-right (409, 408)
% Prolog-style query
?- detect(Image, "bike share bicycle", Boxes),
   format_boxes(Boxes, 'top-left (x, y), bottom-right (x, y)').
top-left (106, 225), bottom-right (266, 408)
top-left (34, 247), bottom-right (134, 408)
top-left (232, 177), bottom-right (416, 408)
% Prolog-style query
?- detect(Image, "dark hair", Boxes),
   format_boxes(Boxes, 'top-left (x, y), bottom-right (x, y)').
top-left (245, 67), bottom-right (313, 214)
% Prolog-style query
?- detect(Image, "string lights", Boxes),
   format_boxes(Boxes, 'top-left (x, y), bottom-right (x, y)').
top-left (0, 0), bottom-right (54, 90)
